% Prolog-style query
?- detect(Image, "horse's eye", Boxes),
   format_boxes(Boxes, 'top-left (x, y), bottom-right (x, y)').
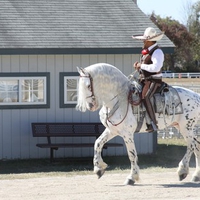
top-left (87, 85), bottom-right (91, 89)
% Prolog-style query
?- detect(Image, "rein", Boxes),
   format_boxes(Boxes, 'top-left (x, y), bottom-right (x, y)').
top-left (80, 70), bottom-right (130, 127)
top-left (106, 91), bottom-right (130, 126)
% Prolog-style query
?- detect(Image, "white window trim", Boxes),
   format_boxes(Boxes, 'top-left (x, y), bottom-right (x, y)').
top-left (0, 72), bottom-right (50, 109)
top-left (0, 77), bottom-right (47, 105)
top-left (59, 72), bottom-right (79, 108)
top-left (64, 76), bottom-right (79, 104)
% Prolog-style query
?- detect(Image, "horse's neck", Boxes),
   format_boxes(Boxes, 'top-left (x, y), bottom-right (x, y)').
top-left (101, 89), bottom-right (128, 114)
top-left (96, 80), bottom-right (127, 108)
top-left (102, 93), bottom-right (119, 108)
top-left (92, 69), bottom-right (129, 108)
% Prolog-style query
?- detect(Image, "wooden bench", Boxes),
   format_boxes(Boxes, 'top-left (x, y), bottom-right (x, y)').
top-left (32, 122), bottom-right (123, 161)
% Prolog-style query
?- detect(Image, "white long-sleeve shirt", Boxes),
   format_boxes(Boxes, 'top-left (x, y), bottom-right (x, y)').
top-left (141, 43), bottom-right (164, 76)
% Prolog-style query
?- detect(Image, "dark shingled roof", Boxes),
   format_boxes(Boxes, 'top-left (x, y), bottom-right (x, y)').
top-left (0, 0), bottom-right (174, 54)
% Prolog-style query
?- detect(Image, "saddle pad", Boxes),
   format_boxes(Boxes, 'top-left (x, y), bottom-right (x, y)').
top-left (154, 86), bottom-right (183, 115)
top-left (166, 86), bottom-right (183, 115)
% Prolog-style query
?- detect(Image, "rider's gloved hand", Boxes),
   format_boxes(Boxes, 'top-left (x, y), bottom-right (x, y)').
top-left (133, 62), bottom-right (141, 71)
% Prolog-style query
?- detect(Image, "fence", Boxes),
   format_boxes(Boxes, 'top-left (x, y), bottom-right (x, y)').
top-left (173, 85), bottom-right (200, 93)
top-left (168, 73), bottom-right (200, 79)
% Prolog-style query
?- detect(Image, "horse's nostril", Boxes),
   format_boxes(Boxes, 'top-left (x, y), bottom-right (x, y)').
top-left (89, 103), bottom-right (94, 108)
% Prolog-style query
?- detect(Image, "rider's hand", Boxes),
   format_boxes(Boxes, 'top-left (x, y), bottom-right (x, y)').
top-left (133, 62), bottom-right (141, 71)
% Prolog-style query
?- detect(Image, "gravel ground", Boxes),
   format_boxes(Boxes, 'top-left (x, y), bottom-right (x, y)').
top-left (0, 168), bottom-right (199, 200)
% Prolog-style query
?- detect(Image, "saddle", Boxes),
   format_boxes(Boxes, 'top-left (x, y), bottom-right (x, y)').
top-left (129, 81), bottom-right (183, 116)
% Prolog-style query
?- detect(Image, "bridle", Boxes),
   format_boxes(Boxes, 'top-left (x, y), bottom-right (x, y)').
top-left (80, 69), bottom-right (129, 126)
top-left (106, 95), bottom-right (130, 126)
top-left (79, 73), bottom-right (96, 102)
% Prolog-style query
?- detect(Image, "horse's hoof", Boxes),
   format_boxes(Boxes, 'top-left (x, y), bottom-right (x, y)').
top-left (124, 179), bottom-right (135, 186)
top-left (179, 173), bottom-right (187, 181)
top-left (96, 169), bottom-right (105, 179)
top-left (192, 176), bottom-right (200, 182)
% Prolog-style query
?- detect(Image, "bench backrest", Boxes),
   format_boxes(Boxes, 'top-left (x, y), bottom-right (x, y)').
top-left (32, 122), bottom-right (105, 137)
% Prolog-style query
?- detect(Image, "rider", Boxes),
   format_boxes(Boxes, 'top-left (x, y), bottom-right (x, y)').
top-left (132, 27), bottom-right (164, 132)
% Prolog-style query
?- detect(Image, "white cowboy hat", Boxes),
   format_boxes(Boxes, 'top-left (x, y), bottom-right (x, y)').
top-left (132, 27), bottom-right (164, 41)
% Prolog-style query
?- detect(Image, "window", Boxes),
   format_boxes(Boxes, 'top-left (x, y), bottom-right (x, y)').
top-left (60, 72), bottom-right (79, 108)
top-left (0, 72), bottom-right (50, 109)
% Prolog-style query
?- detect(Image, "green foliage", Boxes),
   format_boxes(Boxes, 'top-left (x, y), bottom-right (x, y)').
top-left (150, 2), bottom-right (200, 72)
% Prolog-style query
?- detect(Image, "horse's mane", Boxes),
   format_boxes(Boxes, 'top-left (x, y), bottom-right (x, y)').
top-left (86, 63), bottom-right (129, 92)
top-left (77, 63), bottom-right (130, 111)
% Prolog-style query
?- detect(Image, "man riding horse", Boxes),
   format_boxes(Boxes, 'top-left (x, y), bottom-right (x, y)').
top-left (132, 27), bottom-right (165, 132)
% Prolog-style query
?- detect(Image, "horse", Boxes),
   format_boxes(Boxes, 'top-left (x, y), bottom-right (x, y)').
top-left (76, 63), bottom-right (200, 185)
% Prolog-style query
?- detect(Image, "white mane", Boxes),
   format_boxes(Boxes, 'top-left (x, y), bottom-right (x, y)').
top-left (76, 63), bottom-right (130, 112)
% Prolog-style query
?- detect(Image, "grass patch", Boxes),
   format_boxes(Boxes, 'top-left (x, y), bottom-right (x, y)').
top-left (0, 138), bottom-right (195, 179)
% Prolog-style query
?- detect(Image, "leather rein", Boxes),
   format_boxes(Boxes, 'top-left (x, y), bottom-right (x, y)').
top-left (80, 71), bottom-right (130, 126)
top-left (106, 93), bottom-right (130, 126)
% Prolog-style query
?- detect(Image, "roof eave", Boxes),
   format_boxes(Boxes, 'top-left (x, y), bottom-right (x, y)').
top-left (0, 47), bottom-right (175, 55)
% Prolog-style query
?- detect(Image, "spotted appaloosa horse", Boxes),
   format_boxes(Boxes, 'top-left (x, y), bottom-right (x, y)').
top-left (76, 63), bottom-right (200, 185)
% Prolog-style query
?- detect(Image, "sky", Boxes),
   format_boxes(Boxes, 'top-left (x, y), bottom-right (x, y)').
top-left (137, 0), bottom-right (199, 24)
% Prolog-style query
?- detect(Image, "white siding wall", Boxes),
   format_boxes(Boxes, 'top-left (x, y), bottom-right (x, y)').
top-left (0, 53), bottom-right (153, 160)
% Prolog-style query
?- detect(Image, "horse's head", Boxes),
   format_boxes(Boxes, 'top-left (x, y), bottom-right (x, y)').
top-left (76, 67), bottom-right (99, 112)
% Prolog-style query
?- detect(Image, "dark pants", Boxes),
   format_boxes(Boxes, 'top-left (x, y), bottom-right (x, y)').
top-left (142, 79), bottom-right (162, 126)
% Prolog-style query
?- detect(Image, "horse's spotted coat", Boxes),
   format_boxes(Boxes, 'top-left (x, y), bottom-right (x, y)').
top-left (76, 63), bottom-right (200, 185)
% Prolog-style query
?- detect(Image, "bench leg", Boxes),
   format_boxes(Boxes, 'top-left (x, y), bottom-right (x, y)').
top-left (50, 148), bottom-right (54, 162)
top-left (50, 147), bottom-right (58, 162)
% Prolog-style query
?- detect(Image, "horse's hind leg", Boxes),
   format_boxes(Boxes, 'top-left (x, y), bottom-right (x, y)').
top-left (93, 128), bottom-right (115, 179)
top-left (192, 152), bottom-right (200, 182)
top-left (177, 146), bottom-right (193, 181)
top-left (177, 130), bottom-right (200, 182)
top-left (191, 138), bottom-right (200, 182)
top-left (178, 137), bottom-right (200, 182)
top-left (122, 133), bottom-right (139, 185)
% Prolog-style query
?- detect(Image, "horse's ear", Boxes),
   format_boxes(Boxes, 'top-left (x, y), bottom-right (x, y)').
top-left (77, 67), bottom-right (85, 75)
top-left (77, 66), bottom-right (81, 74)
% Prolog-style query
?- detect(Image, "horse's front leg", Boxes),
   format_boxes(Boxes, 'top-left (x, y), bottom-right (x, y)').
top-left (93, 128), bottom-right (115, 179)
top-left (123, 133), bottom-right (139, 185)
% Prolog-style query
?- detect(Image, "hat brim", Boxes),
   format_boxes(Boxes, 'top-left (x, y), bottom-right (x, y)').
top-left (132, 32), bottom-right (164, 41)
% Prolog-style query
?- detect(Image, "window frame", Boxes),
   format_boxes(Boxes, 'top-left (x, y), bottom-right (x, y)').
top-left (59, 72), bottom-right (79, 108)
top-left (0, 72), bottom-right (50, 109)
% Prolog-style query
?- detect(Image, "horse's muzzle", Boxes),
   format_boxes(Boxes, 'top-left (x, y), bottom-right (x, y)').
top-left (87, 102), bottom-right (98, 111)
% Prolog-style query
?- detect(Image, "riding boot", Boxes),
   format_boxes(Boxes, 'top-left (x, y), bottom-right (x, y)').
top-left (143, 99), bottom-right (158, 132)
top-left (145, 123), bottom-right (154, 132)
top-left (144, 112), bottom-right (152, 132)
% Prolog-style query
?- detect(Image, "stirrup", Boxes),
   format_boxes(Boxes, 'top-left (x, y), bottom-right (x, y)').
top-left (151, 122), bottom-right (158, 131)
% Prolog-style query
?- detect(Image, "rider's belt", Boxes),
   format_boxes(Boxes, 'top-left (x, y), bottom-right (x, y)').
top-left (143, 76), bottom-right (162, 80)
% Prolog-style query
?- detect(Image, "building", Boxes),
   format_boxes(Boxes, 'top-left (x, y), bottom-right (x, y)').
top-left (0, 0), bottom-right (174, 159)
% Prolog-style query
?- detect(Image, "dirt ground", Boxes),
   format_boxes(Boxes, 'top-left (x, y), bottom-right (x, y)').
top-left (0, 168), bottom-right (199, 200)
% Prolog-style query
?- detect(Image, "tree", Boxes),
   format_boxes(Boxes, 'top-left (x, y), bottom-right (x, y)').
top-left (187, 1), bottom-right (200, 68)
top-left (149, 1), bottom-right (200, 72)
top-left (150, 13), bottom-right (199, 72)
top-left (179, 0), bottom-right (194, 26)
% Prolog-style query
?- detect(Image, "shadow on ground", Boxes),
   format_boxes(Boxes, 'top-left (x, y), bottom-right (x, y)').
top-left (0, 142), bottom-right (196, 175)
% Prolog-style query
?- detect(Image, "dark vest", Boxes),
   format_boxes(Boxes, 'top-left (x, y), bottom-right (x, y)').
top-left (141, 45), bottom-right (160, 78)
